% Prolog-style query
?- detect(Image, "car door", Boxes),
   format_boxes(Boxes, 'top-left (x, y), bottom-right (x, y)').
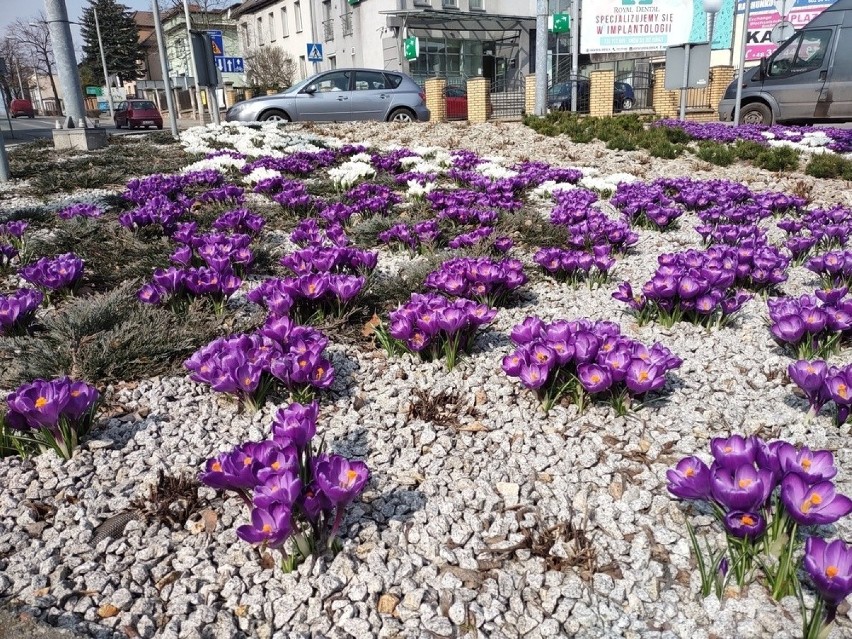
top-left (350, 70), bottom-right (393, 121)
top-left (295, 71), bottom-right (352, 121)
top-left (824, 26), bottom-right (852, 119)
top-left (445, 85), bottom-right (467, 119)
top-left (114, 101), bottom-right (126, 126)
top-left (761, 28), bottom-right (834, 121)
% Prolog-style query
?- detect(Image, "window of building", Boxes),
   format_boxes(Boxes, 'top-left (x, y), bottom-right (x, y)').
top-left (295, 1), bottom-right (303, 32)
top-left (281, 7), bottom-right (289, 37)
top-left (256, 16), bottom-right (263, 45)
top-left (241, 22), bottom-right (250, 49)
top-left (442, 0), bottom-right (459, 8)
top-left (299, 55), bottom-right (307, 78)
top-left (268, 12), bottom-right (275, 40)
top-left (341, 7), bottom-right (353, 37)
top-left (329, 55), bottom-right (337, 70)
top-left (469, 0), bottom-right (483, 9)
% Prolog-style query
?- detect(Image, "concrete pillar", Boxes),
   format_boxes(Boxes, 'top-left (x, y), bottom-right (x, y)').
top-left (524, 74), bottom-right (536, 116)
top-left (652, 68), bottom-right (680, 119)
top-left (245, 88), bottom-right (255, 99)
top-left (44, 0), bottom-right (87, 125)
top-left (589, 70), bottom-right (615, 118)
top-left (467, 77), bottom-right (489, 124)
top-left (424, 77), bottom-right (447, 122)
top-left (225, 88), bottom-right (237, 108)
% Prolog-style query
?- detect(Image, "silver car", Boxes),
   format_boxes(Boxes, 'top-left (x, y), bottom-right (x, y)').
top-left (225, 68), bottom-right (430, 123)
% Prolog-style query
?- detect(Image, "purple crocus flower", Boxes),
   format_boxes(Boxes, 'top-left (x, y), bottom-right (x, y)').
top-left (723, 511), bottom-right (767, 540)
top-left (710, 464), bottom-right (773, 512)
top-left (777, 443), bottom-right (837, 484)
top-left (788, 360), bottom-right (828, 408)
top-left (710, 435), bottom-right (758, 470)
top-left (781, 474), bottom-right (852, 526)
top-left (577, 363), bottom-right (612, 394)
top-left (770, 315), bottom-right (806, 343)
top-left (253, 472), bottom-right (303, 509)
top-left (666, 456), bottom-right (712, 501)
top-left (5, 378), bottom-right (69, 430)
top-left (271, 401), bottom-right (318, 448)
top-left (803, 537), bottom-right (852, 605)
top-left (314, 455), bottom-right (369, 506)
top-left (624, 360), bottom-right (664, 394)
top-left (236, 503), bottom-right (293, 548)
top-left (518, 362), bottom-right (550, 389)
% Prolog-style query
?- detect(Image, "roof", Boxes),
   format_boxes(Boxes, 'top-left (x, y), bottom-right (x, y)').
top-left (132, 10), bottom-right (154, 28)
top-left (231, 0), bottom-right (281, 19)
top-left (380, 9), bottom-right (535, 34)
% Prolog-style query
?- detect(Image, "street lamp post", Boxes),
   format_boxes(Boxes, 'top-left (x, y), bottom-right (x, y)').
top-left (93, 8), bottom-right (114, 119)
top-left (44, 0), bottom-right (88, 126)
top-left (733, 0), bottom-right (753, 126)
top-left (703, 0), bottom-right (723, 48)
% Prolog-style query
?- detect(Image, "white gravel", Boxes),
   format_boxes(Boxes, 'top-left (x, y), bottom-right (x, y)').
top-left (0, 121), bottom-right (850, 639)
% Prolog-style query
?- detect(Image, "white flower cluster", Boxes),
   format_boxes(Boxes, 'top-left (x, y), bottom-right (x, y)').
top-left (476, 162), bottom-right (519, 180)
top-left (180, 154), bottom-right (247, 175)
top-left (243, 167), bottom-right (282, 185)
top-left (579, 172), bottom-right (636, 194)
top-left (406, 180), bottom-right (436, 200)
top-left (531, 180), bottom-right (577, 199)
top-left (180, 122), bottom-right (327, 157)
top-left (762, 129), bottom-right (838, 155)
top-left (328, 160), bottom-right (376, 188)
top-left (350, 152), bottom-right (373, 163)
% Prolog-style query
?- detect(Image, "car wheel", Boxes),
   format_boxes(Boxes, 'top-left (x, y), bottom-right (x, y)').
top-left (621, 98), bottom-right (634, 110)
top-left (260, 109), bottom-right (291, 122)
top-left (28, 114), bottom-right (34, 119)
top-left (740, 102), bottom-right (772, 125)
top-left (115, 121), bottom-right (121, 129)
top-left (388, 108), bottom-right (416, 123)
top-left (157, 124), bottom-right (163, 130)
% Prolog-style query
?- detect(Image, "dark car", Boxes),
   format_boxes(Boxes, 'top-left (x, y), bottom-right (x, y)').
top-left (548, 79), bottom-right (635, 112)
top-left (225, 68), bottom-right (430, 123)
top-left (114, 100), bottom-right (163, 129)
top-left (10, 99), bottom-right (34, 118)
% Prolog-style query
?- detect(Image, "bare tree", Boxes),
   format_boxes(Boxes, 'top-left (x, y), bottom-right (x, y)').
top-left (245, 47), bottom-right (296, 90)
top-left (5, 15), bottom-right (61, 112)
top-left (161, 0), bottom-right (232, 30)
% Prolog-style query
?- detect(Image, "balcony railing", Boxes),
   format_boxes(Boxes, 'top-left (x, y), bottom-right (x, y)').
top-left (341, 11), bottom-right (353, 37)
top-left (323, 18), bottom-right (334, 41)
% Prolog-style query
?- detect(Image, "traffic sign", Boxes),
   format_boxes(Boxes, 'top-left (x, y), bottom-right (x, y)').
top-left (207, 30), bottom-right (224, 57)
top-left (403, 37), bottom-right (419, 61)
top-left (770, 21), bottom-right (796, 45)
top-left (215, 57), bottom-right (245, 74)
top-left (773, 0), bottom-right (794, 18)
top-left (86, 86), bottom-right (103, 96)
top-left (307, 43), bottom-right (323, 62)
top-left (549, 14), bottom-right (570, 34)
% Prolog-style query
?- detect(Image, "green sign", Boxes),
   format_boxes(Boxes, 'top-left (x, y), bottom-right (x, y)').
top-left (347, 0), bottom-right (361, 4)
top-left (404, 36), bottom-right (419, 61)
top-left (85, 86), bottom-right (103, 96)
top-left (549, 14), bottom-right (570, 34)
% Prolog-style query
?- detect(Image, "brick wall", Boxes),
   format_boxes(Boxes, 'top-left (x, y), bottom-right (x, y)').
top-left (652, 68), bottom-right (680, 119)
top-left (653, 66), bottom-right (734, 121)
top-left (708, 65), bottom-right (735, 118)
top-left (524, 74), bottom-right (536, 116)
top-left (424, 78), bottom-right (447, 123)
top-left (467, 77), bottom-right (489, 124)
top-left (589, 70), bottom-right (615, 118)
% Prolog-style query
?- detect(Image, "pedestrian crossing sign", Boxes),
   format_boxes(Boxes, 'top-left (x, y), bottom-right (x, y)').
top-left (549, 14), bottom-right (570, 34)
top-left (307, 43), bottom-right (324, 62)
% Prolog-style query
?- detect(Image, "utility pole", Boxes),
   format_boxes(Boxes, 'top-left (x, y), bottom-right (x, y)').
top-left (44, 0), bottom-right (88, 125)
top-left (570, 0), bottom-right (579, 112)
top-left (183, 0), bottom-right (206, 122)
top-left (733, 0), bottom-right (752, 126)
top-left (534, 0), bottom-right (548, 115)
top-left (153, 0), bottom-right (179, 138)
top-left (94, 8), bottom-right (114, 119)
top-left (14, 59), bottom-right (24, 98)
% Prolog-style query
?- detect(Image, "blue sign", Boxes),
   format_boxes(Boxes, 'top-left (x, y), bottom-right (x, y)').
top-left (215, 57), bottom-right (245, 74)
top-left (207, 30), bottom-right (224, 57)
top-left (307, 43), bottom-right (323, 62)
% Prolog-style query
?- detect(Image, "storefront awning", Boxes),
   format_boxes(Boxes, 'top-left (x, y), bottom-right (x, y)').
top-left (381, 9), bottom-right (535, 40)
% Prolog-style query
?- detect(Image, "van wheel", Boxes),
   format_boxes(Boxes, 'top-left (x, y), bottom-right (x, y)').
top-left (740, 102), bottom-right (772, 125)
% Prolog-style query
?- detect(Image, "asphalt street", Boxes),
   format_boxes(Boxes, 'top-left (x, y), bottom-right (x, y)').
top-left (0, 115), bottom-right (195, 148)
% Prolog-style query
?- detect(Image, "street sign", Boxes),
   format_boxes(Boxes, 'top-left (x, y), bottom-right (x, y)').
top-left (403, 37), bottom-right (419, 61)
top-left (549, 14), bottom-right (570, 34)
top-left (770, 20), bottom-right (796, 45)
top-left (773, 0), bottom-right (794, 18)
top-left (207, 30), bottom-right (224, 57)
top-left (307, 43), bottom-right (323, 62)
top-left (664, 43), bottom-right (712, 90)
top-left (85, 86), bottom-right (103, 96)
top-left (215, 57), bottom-right (245, 74)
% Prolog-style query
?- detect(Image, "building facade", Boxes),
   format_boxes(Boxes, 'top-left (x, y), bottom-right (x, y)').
top-left (231, 0), bottom-right (537, 90)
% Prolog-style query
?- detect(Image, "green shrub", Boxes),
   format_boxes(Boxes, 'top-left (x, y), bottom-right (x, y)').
top-left (695, 141), bottom-right (737, 167)
top-left (606, 135), bottom-right (637, 151)
top-left (733, 140), bottom-right (765, 161)
top-left (662, 126), bottom-right (691, 144)
top-left (755, 146), bottom-right (801, 172)
top-left (649, 141), bottom-right (684, 159)
top-left (805, 153), bottom-right (850, 179)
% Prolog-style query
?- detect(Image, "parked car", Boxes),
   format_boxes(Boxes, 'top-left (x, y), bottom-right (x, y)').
top-left (113, 100), bottom-right (163, 129)
top-left (225, 68), bottom-right (430, 123)
top-left (547, 79), bottom-right (635, 112)
top-left (444, 85), bottom-right (493, 119)
top-left (719, 0), bottom-right (852, 124)
top-left (9, 98), bottom-right (34, 118)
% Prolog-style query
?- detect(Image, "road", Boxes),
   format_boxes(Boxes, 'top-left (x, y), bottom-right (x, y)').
top-left (0, 115), bottom-right (193, 148)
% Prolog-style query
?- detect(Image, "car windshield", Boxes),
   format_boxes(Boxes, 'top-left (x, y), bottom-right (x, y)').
top-left (131, 101), bottom-right (156, 110)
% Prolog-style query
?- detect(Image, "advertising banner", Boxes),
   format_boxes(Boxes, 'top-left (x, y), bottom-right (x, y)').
top-left (581, 0), bottom-right (736, 54)
top-left (737, 0), bottom-right (836, 60)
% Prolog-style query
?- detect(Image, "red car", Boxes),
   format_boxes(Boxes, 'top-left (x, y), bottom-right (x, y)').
top-left (114, 99), bottom-right (163, 129)
top-left (444, 85), bottom-right (493, 120)
top-left (10, 99), bottom-right (34, 118)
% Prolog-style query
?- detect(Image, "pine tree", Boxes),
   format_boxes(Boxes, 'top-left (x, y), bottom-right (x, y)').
top-left (79, 0), bottom-right (144, 84)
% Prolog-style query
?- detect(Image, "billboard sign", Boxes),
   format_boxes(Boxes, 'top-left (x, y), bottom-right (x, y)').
top-left (737, 0), bottom-right (836, 60)
top-left (581, 0), bottom-right (736, 54)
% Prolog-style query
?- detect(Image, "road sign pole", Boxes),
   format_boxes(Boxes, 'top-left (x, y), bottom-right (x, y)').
top-left (183, 0), bottom-right (205, 122)
top-left (679, 43), bottom-right (691, 121)
top-left (733, 0), bottom-right (753, 126)
top-left (94, 8), bottom-right (114, 119)
top-left (153, 0), bottom-right (180, 138)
